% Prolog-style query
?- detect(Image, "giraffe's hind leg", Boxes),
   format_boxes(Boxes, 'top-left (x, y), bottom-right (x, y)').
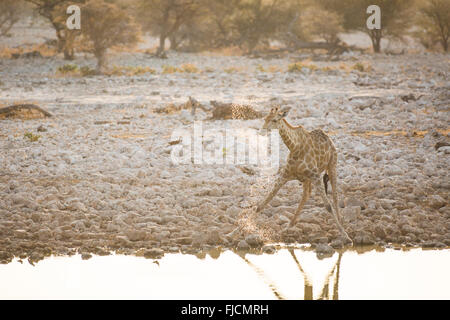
top-left (313, 177), bottom-right (352, 244)
top-left (328, 165), bottom-right (342, 224)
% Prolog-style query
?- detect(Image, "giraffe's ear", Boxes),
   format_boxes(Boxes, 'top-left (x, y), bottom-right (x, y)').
top-left (279, 106), bottom-right (291, 117)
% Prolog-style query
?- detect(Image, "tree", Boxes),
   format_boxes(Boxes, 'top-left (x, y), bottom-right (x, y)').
top-left (299, 6), bottom-right (344, 44)
top-left (231, 0), bottom-right (292, 53)
top-left (25, 0), bottom-right (85, 59)
top-left (416, 0), bottom-right (450, 52)
top-left (163, 0), bottom-right (243, 52)
top-left (137, 0), bottom-right (202, 56)
top-left (203, 0), bottom-right (241, 48)
top-left (80, 0), bottom-right (141, 73)
top-left (0, 0), bottom-right (25, 37)
top-left (317, 0), bottom-right (413, 53)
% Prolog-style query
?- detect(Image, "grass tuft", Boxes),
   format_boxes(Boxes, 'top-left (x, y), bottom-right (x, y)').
top-left (24, 132), bottom-right (40, 142)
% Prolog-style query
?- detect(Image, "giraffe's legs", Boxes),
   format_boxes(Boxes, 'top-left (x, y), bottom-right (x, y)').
top-left (256, 175), bottom-right (288, 213)
top-left (313, 178), bottom-right (352, 244)
top-left (328, 166), bottom-right (341, 224)
top-left (289, 180), bottom-right (311, 227)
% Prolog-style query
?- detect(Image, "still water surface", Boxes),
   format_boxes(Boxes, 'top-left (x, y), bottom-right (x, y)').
top-left (1, 247), bottom-right (449, 299)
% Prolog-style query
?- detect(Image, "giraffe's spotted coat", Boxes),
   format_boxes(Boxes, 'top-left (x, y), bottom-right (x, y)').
top-left (257, 106), bottom-right (352, 243)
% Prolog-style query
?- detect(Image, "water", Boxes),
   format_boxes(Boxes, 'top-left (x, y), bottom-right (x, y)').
top-left (1, 246), bottom-right (449, 299)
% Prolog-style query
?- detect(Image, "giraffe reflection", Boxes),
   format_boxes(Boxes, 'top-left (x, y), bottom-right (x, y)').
top-left (238, 254), bottom-right (286, 300)
top-left (237, 249), bottom-right (343, 300)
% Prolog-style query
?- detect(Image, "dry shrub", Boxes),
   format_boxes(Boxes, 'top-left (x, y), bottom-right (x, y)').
top-left (109, 65), bottom-right (156, 76)
top-left (57, 64), bottom-right (78, 75)
top-left (0, 44), bottom-right (57, 59)
top-left (0, 104), bottom-right (52, 120)
top-left (162, 65), bottom-right (180, 74)
top-left (224, 66), bottom-right (244, 73)
top-left (162, 64), bottom-right (200, 74)
top-left (287, 61), bottom-right (319, 73)
top-left (351, 62), bottom-right (372, 72)
top-left (180, 63), bottom-right (199, 73)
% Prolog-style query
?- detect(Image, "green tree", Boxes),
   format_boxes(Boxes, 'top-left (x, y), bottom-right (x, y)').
top-left (299, 6), bottom-right (344, 44)
top-left (231, 0), bottom-right (292, 53)
top-left (137, 0), bottom-right (202, 56)
top-left (317, 0), bottom-right (413, 53)
top-left (0, 0), bottom-right (25, 37)
top-left (415, 0), bottom-right (449, 52)
top-left (80, 0), bottom-right (141, 72)
top-left (25, 0), bottom-right (85, 59)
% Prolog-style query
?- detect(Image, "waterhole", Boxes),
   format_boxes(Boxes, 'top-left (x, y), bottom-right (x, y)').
top-left (1, 246), bottom-right (449, 299)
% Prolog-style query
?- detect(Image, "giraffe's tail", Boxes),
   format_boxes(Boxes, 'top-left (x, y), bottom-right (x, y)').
top-left (323, 173), bottom-right (329, 195)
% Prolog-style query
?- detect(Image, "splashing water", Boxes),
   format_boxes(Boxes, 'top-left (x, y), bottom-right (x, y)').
top-left (235, 167), bottom-right (281, 243)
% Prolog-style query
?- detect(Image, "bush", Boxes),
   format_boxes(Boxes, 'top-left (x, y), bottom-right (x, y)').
top-left (109, 65), bottom-right (156, 76)
top-left (352, 62), bottom-right (372, 72)
top-left (162, 65), bottom-right (181, 74)
top-left (162, 64), bottom-right (199, 74)
top-left (224, 66), bottom-right (241, 73)
top-left (24, 132), bottom-right (40, 142)
top-left (80, 66), bottom-right (97, 76)
top-left (57, 64), bottom-right (78, 74)
top-left (287, 62), bottom-right (318, 73)
top-left (180, 63), bottom-right (199, 73)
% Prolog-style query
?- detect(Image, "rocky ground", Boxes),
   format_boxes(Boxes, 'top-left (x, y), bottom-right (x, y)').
top-left (0, 48), bottom-right (449, 264)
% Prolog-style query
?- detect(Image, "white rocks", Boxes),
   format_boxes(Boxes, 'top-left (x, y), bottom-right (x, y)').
top-left (345, 198), bottom-right (366, 210)
top-left (277, 214), bottom-right (290, 225)
top-left (326, 118), bottom-right (341, 129)
top-left (429, 195), bottom-right (446, 209)
top-left (297, 212), bottom-right (319, 224)
top-left (384, 165), bottom-right (404, 176)
top-left (206, 227), bottom-right (221, 245)
top-left (37, 228), bottom-right (52, 241)
top-left (245, 234), bottom-right (263, 247)
top-left (14, 229), bottom-right (29, 239)
top-left (226, 206), bottom-right (241, 217)
top-left (72, 220), bottom-right (86, 232)
top-left (237, 240), bottom-right (250, 250)
top-left (208, 187), bottom-right (223, 197)
top-left (437, 146), bottom-right (450, 154)
top-left (155, 230), bottom-right (170, 241)
top-left (143, 248), bottom-right (164, 259)
top-left (315, 243), bottom-right (335, 255)
top-left (126, 230), bottom-right (148, 242)
top-left (180, 109), bottom-right (193, 121)
top-left (342, 206), bottom-right (361, 223)
top-left (66, 200), bottom-right (87, 212)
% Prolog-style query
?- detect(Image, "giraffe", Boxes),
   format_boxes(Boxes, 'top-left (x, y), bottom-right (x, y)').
top-left (256, 106), bottom-right (352, 244)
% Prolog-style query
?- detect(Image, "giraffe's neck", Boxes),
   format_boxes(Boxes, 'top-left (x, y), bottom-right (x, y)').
top-left (277, 118), bottom-right (308, 151)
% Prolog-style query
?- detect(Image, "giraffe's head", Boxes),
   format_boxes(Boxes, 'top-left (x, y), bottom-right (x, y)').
top-left (262, 106), bottom-right (291, 131)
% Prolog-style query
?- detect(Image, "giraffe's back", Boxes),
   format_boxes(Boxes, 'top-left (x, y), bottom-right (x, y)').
top-left (309, 129), bottom-right (337, 166)
top-left (286, 129), bottom-right (336, 179)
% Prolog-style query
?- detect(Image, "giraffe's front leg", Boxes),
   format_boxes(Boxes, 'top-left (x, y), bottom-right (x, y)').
top-left (289, 180), bottom-right (311, 227)
top-left (256, 175), bottom-right (288, 213)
